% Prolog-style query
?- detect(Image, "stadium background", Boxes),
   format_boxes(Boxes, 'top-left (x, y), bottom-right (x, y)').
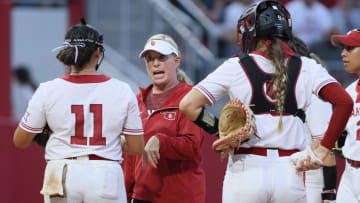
top-left (0, 0), bottom-right (351, 202)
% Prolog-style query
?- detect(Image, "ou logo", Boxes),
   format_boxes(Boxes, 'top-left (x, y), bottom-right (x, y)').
top-left (162, 112), bottom-right (176, 120)
top-left (263, 80), bottom-right (276, 104)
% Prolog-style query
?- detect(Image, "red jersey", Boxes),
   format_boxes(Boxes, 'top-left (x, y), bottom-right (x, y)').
top-left (123, 83), bottom-right (206, 203)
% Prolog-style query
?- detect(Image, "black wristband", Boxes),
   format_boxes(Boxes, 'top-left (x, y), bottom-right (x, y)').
top-left (323, 166), bottom-right (337, 190)
top-left (321, 191), bottom-right (336, 200)
top-left (194, 108), bottom-right (218, 135)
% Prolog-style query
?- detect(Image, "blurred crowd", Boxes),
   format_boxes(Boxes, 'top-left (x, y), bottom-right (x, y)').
top-left (172, 0), bottom-right (359, 86)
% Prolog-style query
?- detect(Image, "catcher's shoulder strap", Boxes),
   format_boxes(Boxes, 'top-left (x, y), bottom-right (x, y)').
top-left (238, 53), bottom-right (305, 122)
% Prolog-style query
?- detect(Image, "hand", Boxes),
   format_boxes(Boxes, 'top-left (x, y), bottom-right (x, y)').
top-left (291, 151), bottom-right (322, 172)
top-left (143, 136), bottom-right (160, 168)
top-left (291, 141), bottom-right (326, 172)
top-left (312, 141), bottom-right (331, 164)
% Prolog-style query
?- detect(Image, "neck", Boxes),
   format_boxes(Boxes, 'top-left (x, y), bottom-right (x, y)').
top-left (70, 64), bottom-right (97, 75)
top-left (152, 80), bottom-right (179, 94)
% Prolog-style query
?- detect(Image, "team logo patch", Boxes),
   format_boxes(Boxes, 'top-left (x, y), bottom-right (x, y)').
top-left (151, 41), bottom-right (155, 46)
top-left (162, 112), bottom-right (176, 120)
top-left (263, 80), bottom-right (276, 104)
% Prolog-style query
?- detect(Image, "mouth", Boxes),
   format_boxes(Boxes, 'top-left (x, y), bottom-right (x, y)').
top-left (153, 70), bottom-right (165, 76)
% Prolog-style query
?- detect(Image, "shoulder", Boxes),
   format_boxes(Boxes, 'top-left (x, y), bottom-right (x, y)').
top-left (299, 56), bottom-right (326, 72)
top-left (214, 57), bottom-right (242, 73)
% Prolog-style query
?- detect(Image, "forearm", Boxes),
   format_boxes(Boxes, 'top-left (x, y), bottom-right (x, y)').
top-left (318, 83), bottom-right (353, 149)
top-left (180, 88), bottom-right (210, 121)
top-left (122, 135), bottom-right (144, 155)
top-left (157, 132), bottom-right (202, 160)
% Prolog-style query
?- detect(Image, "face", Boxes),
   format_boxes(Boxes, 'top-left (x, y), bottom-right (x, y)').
top-left (144, 51), bottom-right (180, 90)
top-left (341, 46), bottom-right (360, 76)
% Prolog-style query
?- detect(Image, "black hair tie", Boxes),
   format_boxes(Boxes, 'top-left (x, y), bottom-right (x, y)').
top-left (80, 17), bottom-right (87, 25)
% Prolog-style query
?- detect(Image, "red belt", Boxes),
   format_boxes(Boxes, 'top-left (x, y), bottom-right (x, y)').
top-left (66, 154), bottom-right (113, 161)
top-left (234, 147), bottom-right (299, 156)
top-left (347, 159), bottom-right (360, 168)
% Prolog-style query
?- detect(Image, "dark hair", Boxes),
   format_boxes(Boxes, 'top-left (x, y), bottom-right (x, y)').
top-left (288, 36), bottom-right (310, 57)
top-left (13, 65), bottom-right (37, 90)
top-left (56, 19), bottom-right (103, 70)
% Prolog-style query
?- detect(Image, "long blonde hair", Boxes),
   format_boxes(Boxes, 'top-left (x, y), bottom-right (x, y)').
top-left (260, 38), bottom-right (288, 131)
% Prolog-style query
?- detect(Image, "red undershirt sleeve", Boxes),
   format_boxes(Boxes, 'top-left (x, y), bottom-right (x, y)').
top-left (318, 82), bottom-right (353, 149)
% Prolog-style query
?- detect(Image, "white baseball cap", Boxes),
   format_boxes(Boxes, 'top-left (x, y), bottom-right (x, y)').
top-left (138, 39), bottom-right (179, 58)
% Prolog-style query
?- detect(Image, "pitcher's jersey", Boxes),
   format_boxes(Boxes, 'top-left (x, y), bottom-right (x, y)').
top-left (195, 52), bottom-right (337, 150)
top-left (344, 80), bottom-right (360, 161)
top-left (19, 75), bottom-right (143, 161)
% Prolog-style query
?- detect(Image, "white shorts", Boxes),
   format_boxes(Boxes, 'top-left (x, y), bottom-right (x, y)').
top-left (337, 160), bottom-right (360, 203)
top-left (222, 149), bottom-right (306, 203)
top-left (43, 157), bottom-right (126, 203)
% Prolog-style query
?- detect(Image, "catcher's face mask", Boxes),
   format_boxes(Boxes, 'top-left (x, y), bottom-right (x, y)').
top-left (236, 0), bottom-right (292, 54)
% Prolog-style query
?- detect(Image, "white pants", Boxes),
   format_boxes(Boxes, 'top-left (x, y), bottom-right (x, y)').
top-left (337, 161), bottom-right (360, 203)
top-left (44, 159), bottom-right (126, 203)
top-left (222, 150), bottom-right (306, 203)
top-left (305, 168), bottom-right (324, 203)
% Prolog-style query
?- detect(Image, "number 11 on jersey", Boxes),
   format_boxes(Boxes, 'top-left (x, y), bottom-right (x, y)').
top-left (71, 104), bottom-right (106, 146)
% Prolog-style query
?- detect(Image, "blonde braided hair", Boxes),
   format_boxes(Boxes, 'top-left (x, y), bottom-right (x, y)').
top-left (266, 38), bottom-right (288, 131)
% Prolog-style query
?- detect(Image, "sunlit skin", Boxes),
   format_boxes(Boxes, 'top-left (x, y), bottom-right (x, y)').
top-left (144, 51), bottom-right (180, 94)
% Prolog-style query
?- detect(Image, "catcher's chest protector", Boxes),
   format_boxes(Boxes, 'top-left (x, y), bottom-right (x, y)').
top-left (238, 54), bottom-right (303, 118)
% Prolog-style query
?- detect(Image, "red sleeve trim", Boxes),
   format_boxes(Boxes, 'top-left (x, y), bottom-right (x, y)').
top-left (318, 83), bottom-right (353, 149)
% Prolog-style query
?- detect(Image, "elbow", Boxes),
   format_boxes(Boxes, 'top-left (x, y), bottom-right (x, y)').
top-left (179, 98), bottom-right (195, 121)
top-left (13, 138), bottom-right (30, 148)
top-left (344, 95), bottom-right (354, 115)
top-left (179, 98), bottom-right (189, 114)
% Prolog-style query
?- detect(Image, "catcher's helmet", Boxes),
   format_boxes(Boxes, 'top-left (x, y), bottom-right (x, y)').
top-left (236, 0), bottom-right (292, 54)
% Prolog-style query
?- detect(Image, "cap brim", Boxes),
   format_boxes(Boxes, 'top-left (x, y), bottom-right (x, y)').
top-left (138, 49), bottom-right (174, 58)
top-left (331, 34), bottom-right (360, 47)
top-left (138, 39), bottom-right (179, 58)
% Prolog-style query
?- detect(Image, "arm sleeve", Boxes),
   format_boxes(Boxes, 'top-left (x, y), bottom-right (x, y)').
top-left (156, 112), bottom-right (205, 160)
top-left (318, 83), bottom-right (353, 149)
top-left (19, 84), bottom-right (47, 133)
top-left (122, 90), bottom-right (144, 136)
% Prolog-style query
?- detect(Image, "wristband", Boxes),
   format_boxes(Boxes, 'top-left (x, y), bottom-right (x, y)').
top-left (194, 107), bottom-right (218, 135)
top-left (321, 189), bottom-right (336, 200)
top-left (323, 166), bottom-right (337, 190)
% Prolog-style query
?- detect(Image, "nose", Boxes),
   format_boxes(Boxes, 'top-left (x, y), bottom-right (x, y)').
top-left (153, 58), bottom-right (161, 66)
top-left (341, 49), bottom-right (347, 58)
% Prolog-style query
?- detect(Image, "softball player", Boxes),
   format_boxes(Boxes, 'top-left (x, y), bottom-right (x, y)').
top-left (13, 19), bottom-right (144, 203)
top-left (331, 27), bottom-right (360, 203)
top-left (180, 1), bottom-right (353, 203)
top-left (289, 36), bottom-right (337, 203)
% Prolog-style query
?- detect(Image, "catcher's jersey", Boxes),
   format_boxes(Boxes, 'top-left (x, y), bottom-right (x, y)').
top-left (19, 75), bottom-right (143, 161)
top-left (343, 80), bottom-right (360, 161)
top-left (195, 52), bottom-right (337, 150)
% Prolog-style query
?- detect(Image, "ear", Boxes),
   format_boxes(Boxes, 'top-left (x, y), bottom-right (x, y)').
top-left (94, 47), bottom-right (101, 58)
top-left (174, 56), bottom-right (181, 68)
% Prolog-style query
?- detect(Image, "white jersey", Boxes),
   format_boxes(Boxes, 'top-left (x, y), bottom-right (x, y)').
top-left (195, 53), bottom-right (337, 150)
top-left (304, 95), bottom-right (332, 145)
top-left (19, 74), bottom-right (143, 161)
top-left (344, 79), bottom-right (360, 161)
